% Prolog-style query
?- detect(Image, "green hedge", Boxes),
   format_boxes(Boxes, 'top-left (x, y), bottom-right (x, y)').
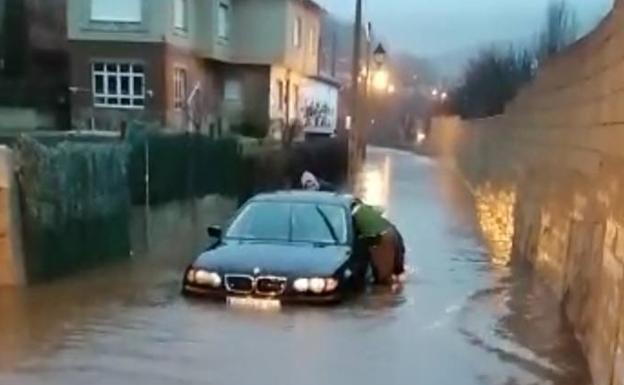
top-left (128, 133), bottom-right (243, 205)
top-left (128, 133), bottom-right (347, 206)
top-left (13, 131), bottom-right (347, 281)
top-left (16, 136), bottom-right (131, 281)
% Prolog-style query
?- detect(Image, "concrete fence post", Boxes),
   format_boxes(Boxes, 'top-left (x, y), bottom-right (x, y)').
top-left (0, 146), bottom-right (26, 286)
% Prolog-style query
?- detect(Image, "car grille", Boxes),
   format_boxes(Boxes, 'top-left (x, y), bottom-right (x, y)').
top-left (225, 275), bottom-right (254, 294)
top-left (256, 277), bottom-right (287, 296)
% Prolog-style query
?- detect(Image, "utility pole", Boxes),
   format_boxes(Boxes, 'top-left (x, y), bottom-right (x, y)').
top-left (362, 22), bottom-right (372, 160)
top-left (284, 71), bottom-right (291, 146)
top-left (349, 0), bottom-right (363, 187)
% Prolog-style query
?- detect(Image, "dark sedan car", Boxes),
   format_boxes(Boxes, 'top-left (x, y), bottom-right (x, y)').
top-left (182, 191), bottom-right (369, 306)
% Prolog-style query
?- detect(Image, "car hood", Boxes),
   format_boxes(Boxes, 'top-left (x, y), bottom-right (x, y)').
top-left (193, 241), bottom-right (352, 277)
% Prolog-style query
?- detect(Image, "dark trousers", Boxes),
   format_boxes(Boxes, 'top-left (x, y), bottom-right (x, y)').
top-left (370, 226), bottom-right (405, 284)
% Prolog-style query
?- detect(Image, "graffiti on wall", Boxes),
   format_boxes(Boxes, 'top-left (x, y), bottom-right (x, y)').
top-left (302, 101), bottom-right (333, 130)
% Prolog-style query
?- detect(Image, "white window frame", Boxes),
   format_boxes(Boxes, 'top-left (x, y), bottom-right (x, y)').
top-left (174, 0), bottom-right (188, 30)
top-left (92, 62), bottom-right (146, 109)
top-left (173, 67), bottom-right (188, 110)
top-left (90, 0), bottom-right (142, 23)
top-left (293, 17), bottom-right (302, 48)
top-left (217, 3), bottom-right (230, 40)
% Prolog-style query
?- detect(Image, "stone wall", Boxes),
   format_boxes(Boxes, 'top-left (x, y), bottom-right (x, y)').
top-left (428, 3), bottom-right (624, 384)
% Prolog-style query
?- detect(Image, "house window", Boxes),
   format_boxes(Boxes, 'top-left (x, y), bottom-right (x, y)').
top-left (92, 62), bottom-right (145, 109)
top-left (277, 80), bottom-right (284, 111)
top-left (173, 67), bottom-right (187, 109)
top-left (91, 0), bottom-right (142, 22)
top-left (174, 0), bottom-right (188, 30)
top-left (218, 3), bottom-right (230, 39)
top-left (293, 17), bottom-right (302, 48)
top-left (224, 79), bottom-right (242, 101)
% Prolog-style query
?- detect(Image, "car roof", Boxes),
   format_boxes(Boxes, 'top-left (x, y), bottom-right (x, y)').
top-left (251, 190), bottom-right (354, 208)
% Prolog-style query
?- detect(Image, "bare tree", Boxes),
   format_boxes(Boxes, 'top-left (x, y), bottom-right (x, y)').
top-left (449, 1), bottom-right (580, 119)
top-left (184, 82), bottom-right (212, 133)
top-left (539, 1), bottom-right (579, 58)
top-left (450, 47), bottom-right (534, 119)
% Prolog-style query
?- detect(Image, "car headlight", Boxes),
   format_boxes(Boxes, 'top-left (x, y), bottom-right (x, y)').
top-left (309, 278), bottom-right (326, 294)
top-left (294, 277), bottom-right (339, 293)
top-left (186, 269), bottom-right (196, 283)
top-left (325, 278), bottom-right (339, 292)
top-left (293, 278), bottom-right (310, 293)
top-left (194, 270), bottom-right (222, 288)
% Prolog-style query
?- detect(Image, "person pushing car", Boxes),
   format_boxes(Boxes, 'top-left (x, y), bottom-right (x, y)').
top-left (351, 199), bottom-right (405, 285)
top-left (300, 171), bottom-right (405, 285)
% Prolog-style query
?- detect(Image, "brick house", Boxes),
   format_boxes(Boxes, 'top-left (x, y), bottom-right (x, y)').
top-left (67, 0), bottom-right (337, 137)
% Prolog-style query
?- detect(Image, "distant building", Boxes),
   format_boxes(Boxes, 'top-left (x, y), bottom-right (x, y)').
top-left (67, 0), bottom-right (229, 133)
top-left (66, 0), bottom-right (340, 138)
top-left (316, 15), bottom-right (372, 138)
top-left (229, 0), bottom-right (326, 140)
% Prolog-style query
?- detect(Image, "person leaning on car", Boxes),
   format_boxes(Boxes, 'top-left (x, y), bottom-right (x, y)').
top-left (299, 171), bottom-right (405, 285)
top-left (351, 200), bottom-right (405, 285)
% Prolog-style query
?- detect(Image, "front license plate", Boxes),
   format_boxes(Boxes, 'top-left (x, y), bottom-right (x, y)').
top-left (227, 297), bottom-right (281, 310)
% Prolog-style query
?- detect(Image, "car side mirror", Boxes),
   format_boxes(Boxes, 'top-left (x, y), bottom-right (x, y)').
top-left (207, 225), bottom-right (222, 239)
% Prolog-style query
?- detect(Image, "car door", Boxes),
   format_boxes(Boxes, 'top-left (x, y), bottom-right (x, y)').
top-left (347, 215), bottom-right (370, 290)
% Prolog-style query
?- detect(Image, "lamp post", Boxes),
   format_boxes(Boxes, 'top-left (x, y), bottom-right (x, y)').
top-left (348, 4), bottom-right (390, 187)
top-left (360, 22), bottom-right (373, 162)
top-left (366, 43), bottom-right (389, 151)
top-left (348, 0), bottom-right (363, 188)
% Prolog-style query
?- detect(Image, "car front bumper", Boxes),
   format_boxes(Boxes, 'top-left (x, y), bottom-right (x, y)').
top-left (182, 283), bottom-right (344, 305)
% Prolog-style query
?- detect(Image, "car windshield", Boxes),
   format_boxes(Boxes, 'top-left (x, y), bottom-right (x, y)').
top-left (225, 201), bottom-right (348, 245)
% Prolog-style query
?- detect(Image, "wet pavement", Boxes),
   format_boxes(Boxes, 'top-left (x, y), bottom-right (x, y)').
top-left (0, 147), bottom-right (590, 385)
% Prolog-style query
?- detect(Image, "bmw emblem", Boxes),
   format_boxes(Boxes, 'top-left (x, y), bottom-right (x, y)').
top-left (253, 267), bottom-right (261, 275)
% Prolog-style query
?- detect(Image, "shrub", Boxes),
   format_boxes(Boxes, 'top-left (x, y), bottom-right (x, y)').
top-left (231, 121), bottom-right (268, 139)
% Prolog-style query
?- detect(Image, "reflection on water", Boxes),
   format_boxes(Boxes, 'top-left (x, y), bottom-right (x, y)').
top-left (0, 195), bottom-right (236, 372)
top-left (473, 183), bottom-right (516, 266)
top-left (0, 148), bottom-right (590, 385)
top-left (358, 154), bottom-right (391, 208)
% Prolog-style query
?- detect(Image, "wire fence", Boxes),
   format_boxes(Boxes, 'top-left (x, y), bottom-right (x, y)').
top-left (13, 130), bottom-right (348, 281)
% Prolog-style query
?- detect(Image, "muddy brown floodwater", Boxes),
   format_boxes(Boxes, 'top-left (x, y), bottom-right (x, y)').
top-left (0, 147), bottom-right (590, 385)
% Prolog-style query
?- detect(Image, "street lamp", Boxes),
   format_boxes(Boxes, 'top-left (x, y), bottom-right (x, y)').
top-left (372, 70), bottom-right (389, 91)
top-left (370, 43), bottom-right (389, 92)
top-left (373, 43), bottom-right (386, 67)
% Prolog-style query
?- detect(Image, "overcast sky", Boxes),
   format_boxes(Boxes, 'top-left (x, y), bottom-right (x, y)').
top-left (316, 0), bottom-right (614, 57)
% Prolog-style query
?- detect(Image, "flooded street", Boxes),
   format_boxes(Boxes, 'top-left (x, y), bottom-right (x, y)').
top-left (0, 147), bottom-right (589, 385)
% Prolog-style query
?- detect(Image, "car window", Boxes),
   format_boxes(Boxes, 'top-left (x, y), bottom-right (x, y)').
top-left (291, 203), bottom-right (347, 244)
top-left (226, 201), bottom-right (290, 241)
top-left (225, 201), bottom-right (348, 244)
